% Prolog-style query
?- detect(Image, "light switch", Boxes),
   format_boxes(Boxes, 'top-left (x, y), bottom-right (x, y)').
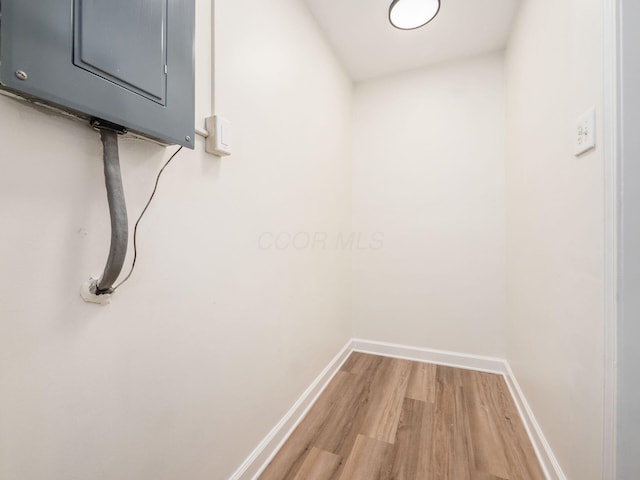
top-left (575, 107), bottom-right (596, 156)
top-left (205, 115), bottom-right (232, 157)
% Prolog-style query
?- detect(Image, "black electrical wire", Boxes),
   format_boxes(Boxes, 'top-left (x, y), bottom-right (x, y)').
top-left (113, 146), bottom-right (184, 291)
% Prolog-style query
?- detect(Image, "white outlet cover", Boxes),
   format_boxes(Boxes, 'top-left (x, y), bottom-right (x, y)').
top-left (575, 107), bottom-right (596, 156)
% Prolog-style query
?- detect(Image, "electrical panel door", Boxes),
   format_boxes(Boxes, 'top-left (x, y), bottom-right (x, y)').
top-left (0, 0), bottom-right (195, 148)
top-left (74, 0), bottom-right (169, 105)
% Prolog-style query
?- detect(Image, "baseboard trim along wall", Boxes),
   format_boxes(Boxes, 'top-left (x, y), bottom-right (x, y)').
top-left (227, 340), bottom-right (353, 480)
top-left (229, 339), bottom-right (566, 480)
top-left (351, 338), bottom-right (507, 375)
top-left (502, 363), bottom-right (568, 480)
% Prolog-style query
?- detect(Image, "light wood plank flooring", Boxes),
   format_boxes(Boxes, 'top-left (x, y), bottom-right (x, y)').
top-left (259, 352), bottom-right (545, 480)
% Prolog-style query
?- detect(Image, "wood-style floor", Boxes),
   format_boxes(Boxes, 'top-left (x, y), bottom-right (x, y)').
top-left (259, 353), bottom-right (545, 480)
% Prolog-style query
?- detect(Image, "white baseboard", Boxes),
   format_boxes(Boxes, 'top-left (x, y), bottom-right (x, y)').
top-left (351, 338), bottom-right (507, 374)
top-left (502, 363), bottom-right (567, 480)
top-left (227, 340), bottom-right (353, 480)
top-left (229, 338), bottom-right (566, 480)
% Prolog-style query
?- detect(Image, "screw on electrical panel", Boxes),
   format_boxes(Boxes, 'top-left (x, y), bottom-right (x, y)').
top-left (185, 136), bottom-right (192, 143)
top-left (15, 70), bottom-right (28, 81)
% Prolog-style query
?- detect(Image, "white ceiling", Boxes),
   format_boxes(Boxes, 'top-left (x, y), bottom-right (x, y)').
top-left (304, 0), bottom-right (522, 81)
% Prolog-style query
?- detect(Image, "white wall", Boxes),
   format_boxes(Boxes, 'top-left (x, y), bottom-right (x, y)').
top-left (351, 53), bottom-right (507, 357)
top-left (0, 0), bottom-right (353, 478)
top-left (504, 0), bottom-right (604, 478)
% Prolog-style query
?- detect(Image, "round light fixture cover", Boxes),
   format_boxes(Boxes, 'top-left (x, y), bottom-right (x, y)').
top-left (389, 0), bottom-right (441, 30)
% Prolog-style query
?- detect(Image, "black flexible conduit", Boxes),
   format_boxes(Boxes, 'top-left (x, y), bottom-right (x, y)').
top-left (95, 128), bottom-right (128, 294)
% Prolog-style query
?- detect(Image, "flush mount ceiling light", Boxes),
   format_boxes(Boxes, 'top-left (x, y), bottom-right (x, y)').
top-left (389, 0), bottom-right (441, 30)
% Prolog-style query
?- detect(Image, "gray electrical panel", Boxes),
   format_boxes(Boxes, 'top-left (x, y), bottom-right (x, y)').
top-left (0, 0), bottom-right (195, 148)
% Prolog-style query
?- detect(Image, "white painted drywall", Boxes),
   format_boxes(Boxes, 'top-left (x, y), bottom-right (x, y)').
top-left (351, 53), bottom-right (507, 357)
top-left (0, 0), bottom-right (353, 478)
top-left (504, 0), bottom-right (604, 478)
top-left (617, 0), bottom-right (640, 477)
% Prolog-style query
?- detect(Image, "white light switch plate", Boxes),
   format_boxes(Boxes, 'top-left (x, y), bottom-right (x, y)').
top-left (205, 115), bottom-right (232, 157)
top-left (575, 107), bottom-right (596, 156)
